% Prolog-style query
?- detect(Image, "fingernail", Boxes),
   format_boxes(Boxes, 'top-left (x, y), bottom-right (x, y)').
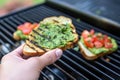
top-left (55, 49), bottom-right (63, 59)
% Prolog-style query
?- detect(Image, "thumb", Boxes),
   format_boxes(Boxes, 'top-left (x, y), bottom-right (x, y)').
top-left (9, 44), bottom-right (25, 56)
top-left (27, 48), bottom-right (63, 70)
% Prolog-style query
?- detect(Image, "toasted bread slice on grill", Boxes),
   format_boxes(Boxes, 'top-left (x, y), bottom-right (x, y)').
top-left (78, 41), bottom-right (113, 60)
top-left (13, 22), bottom-right (39, 41)
top-left (78, 30), bottom-right (118, 60)
top-left (23, 16), bottom-right (79, 56)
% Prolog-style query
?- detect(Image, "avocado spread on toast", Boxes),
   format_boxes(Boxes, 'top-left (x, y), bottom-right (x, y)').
top-left (80, 37), bottom-right (118, 55)
top-left (32, 23), bottom-right (75, 49)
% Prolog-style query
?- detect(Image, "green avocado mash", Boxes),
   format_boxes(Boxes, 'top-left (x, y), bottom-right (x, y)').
top-left (80, 37), bottom-right (118, 55)
top-left (15, 30), bottom-right (28, 40)
top-left (33, 23), bottom-right (75, 49)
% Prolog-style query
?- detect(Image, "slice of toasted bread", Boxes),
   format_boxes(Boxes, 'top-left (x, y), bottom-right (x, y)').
top-left (23, 16), bottom-right (79, 56)
top-left (13, 32), bottom-right (21, 40)
top-left (78, 39), bottom-right (117, 60)
top-left (78, 42), bottom-right (107, 60)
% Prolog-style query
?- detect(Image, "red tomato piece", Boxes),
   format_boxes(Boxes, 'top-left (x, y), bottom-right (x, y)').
top-left (24, 22), bottom-right (32, 28)
top-left (94, 41), bottom-right (103, 48)
top-left (99, 39), bottom-right (104, 44)
top-left (84, 38), bottom-right (94, 48)
top-left (91, 35), bottom-right (98, 42)
top-left (90, 29), bottom-right (94, 35)
top-left (22, 28), bottom-right (32, 35)
top-left (17, 25), bottom-right (24, 30)
top-left (105, 43), bottom-right (113, 48)
top-left (17, 22), bottom-right (38, 35)
top-left (82, 30), bottom-right (90, 38)
top-left (104, 36), bottom-right (111, 43)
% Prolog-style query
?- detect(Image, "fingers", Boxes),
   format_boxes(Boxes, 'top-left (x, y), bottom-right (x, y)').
top-left (27, 48), bottom-right (63, 70)
top-left (10, 44), bottom-right (25, 56)
top-left (39, 49), bottom-right (63, 66)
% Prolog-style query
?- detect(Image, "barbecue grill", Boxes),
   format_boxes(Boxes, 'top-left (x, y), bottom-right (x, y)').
top-left (0, 0), bottom-right (120, 80)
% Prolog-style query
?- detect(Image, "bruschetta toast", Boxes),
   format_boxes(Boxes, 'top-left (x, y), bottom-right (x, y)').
top-left (78, 29), bottom-right (118, 60)
top-left (23, 16), bottom-right (79, 56)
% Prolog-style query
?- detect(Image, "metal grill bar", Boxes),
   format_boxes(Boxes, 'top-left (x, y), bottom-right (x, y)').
top-left (45, 66), bottom-right (64, 80)
top-left (66, 50), bottom-right (114, 80)
top-left (58, 59), bottom-right (89, 80)
top-left (95, 61), bottom-right (120, 77)
top-left (53, 64), bottom-right (76, 80)
top-left (0, 26), bottom-right (13, 38)
top-left (14, 15), bottom-right (26, 23)
top-left (100, 59), bottom-right (120, 73)
top-left (0, 20), bottom-right (15, 32)
top-left (0, 51), bottom-right (5, 56)
top-left (0, 32), bottom-right (15, 46)
top-left (4, 18), bottom-right (18, 28)
top-left (62, 54), bottom-right (101, 79)
top-left (111, 53), bottom-right (120, 60)
top-left (0, 39), bottom-right (11, 51)
top-left (9, 16), bottom-right (22, 25)
top-left (41, 72), bottom-right (49, 80)
top-left (107, 56), bottom-right (120, 66)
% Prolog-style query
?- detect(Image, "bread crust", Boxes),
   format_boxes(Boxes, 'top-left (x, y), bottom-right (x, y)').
top-left (23, 16), bottom-right (79, 56)
top-left (13, 32), bottom-right (21, 40)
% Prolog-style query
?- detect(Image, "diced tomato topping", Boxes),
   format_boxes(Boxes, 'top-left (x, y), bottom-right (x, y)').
top-left (104, 38), bottom-right (111, 43)
top-left (17, 22), bottom-right (38, 35)
top-left (91, 35), bottom-right (98, 42)
top-left (104, 35), bottom-right (111, 43)
top-left (24, 22), bottom-right (32, 28)
top-left (85, 37), bottom-right (92, 41)
top-left (22, 29), bottom-right (32, 35)
top-left (17, 25), bottom-right (24, 30)
top-left (84, 38), bottom-right (94, 48)
top-left (90, 29), bottom-right (94, 35)
top-left (98, 38), bottom-right (104, 44)
top-left (105, 43), bottom-right (113, 48)
top-left (94, 41), bottom-right (103, 48)
top-left (82, 29), bottom-right (113, 49)
top-left (81, 30), bottom-right (90, 38)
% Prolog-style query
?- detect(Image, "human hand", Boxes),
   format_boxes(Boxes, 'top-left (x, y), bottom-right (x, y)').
top-left (0, 44), bottom-right (63, 80)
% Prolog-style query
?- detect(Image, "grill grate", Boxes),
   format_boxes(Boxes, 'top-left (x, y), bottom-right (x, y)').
top-left (0, 3), bottom-right (120, 80)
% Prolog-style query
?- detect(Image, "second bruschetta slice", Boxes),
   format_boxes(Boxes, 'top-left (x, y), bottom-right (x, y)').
top-left (78, 29), bottom-right (118, 60)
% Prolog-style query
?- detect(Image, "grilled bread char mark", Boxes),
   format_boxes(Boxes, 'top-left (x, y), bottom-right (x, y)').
top-left (32, 29), bottom-right (55, 43)
top-left (26, 32), bottom-right (47, 52)
top-left (32, 30), bottom-right (49, 40)
top-left (26, 43), bottom-right (39, 53)
top-left (23, 16), bottom-right (79, 56)
top-left (26, 36), bottom-right (47, 52)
